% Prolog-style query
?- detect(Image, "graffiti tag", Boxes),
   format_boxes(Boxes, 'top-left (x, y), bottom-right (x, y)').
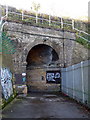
top-left (0, 68), bottom-right (13, 100)
top-left (46, 71), bottom-right (61, 84)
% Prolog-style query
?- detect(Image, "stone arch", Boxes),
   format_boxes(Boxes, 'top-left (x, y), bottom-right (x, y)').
top-left (21, 37), bottom-right (63, 74)
top-left (25, 41), bottom-right (61, 92)
top-left (26, 44), bottom-right (59, 68)
top-left (23, 40), bottom-right (60, 60)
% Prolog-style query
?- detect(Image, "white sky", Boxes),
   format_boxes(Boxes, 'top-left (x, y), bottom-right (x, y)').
top-left (0, 0), bottom-right (89, 20)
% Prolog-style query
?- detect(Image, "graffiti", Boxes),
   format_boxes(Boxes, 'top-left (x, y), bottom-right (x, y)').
top-left (47, 73), bottom-right (55, 82)
top-left (55, 72), bottom-right (60, 78)
top-left (0, 68), bottom-right (13, 100)
top-left (22, 77), bottom-right (26, 82)
top-left (46, 71), bottom-right (61, 84)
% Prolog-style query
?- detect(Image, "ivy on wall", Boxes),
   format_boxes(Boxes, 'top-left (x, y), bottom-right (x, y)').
top-left (0, 32), bottom-right (17, 109)
top-left (0, 32), bottom-right (16, 54)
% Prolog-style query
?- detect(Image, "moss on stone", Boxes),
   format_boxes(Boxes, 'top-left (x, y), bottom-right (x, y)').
top-left (2, 90), bottom-right (17, 109)
top-left (76, 37), bottom-right (90, 49)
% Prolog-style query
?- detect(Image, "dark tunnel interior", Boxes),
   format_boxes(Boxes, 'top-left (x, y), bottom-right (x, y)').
top-left (26, 44), bottom-right (59, 68)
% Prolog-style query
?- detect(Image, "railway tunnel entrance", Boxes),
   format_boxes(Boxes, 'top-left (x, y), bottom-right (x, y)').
top-left (26, 44), bottom-right (61, 92)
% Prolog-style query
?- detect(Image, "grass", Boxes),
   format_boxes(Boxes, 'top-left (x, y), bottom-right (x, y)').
top-left (1, 90), bottom-right (17, 109)
top-left (7, 15), bottom-right (90, 49)
top-left (1, 6), bottom-right (89, 49)
top-left (76, 36), bottom-right (90, 49)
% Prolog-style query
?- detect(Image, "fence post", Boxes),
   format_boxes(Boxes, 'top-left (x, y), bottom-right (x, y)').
top-left (42, 15), bottom-right (43, 24)
top-left (49, 15), bottom-right (51, 26)
top-left (22, 10), bottom-right (24, 20)
top-left (61, 69), bottom-right (63, 92)
top-left (61, 17), bottom-right (63, 29)
top-left (36, 12), bottom-right (38, 24)
top-left (66, 68), bottom-right (68, 95)
top-left (6, 5), bottom-right (8, 18)
top-left (81, 61), bottom-right (85, 103)
top-left (72, 19), bottom-right (74, 29)
top-left (72, 65), bottom-right (75, 99)
top-left (0, 6), bottom-right (2, 21)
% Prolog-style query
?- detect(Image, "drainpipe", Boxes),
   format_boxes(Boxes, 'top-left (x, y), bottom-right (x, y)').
top-left (0, 22), bottom-right (8, 34)
top-left (62, 28), bottom-right (65, 68)
top-left (0, 5), bottom-right (8, 52)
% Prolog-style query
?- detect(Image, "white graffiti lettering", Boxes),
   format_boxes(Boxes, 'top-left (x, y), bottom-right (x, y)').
top-left (0, 68), bottom-right (13, 100)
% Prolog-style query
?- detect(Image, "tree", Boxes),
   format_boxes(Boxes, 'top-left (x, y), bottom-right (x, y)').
top-left (31, 2), bottom-right (41, 23)
top-left (32, 2), bottom-right (40, 12)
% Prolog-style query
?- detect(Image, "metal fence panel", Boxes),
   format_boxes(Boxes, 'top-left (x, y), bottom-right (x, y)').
top-left (61, 68), bottom-right (67, 94)
top-left (67, 67), bottom-right (73, 98)
top-left (61, 60), bottom-right (90, 108)
top-left (83, 61), bottom-right (89, 104)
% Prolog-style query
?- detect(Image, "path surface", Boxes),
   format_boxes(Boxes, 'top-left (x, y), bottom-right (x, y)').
top-left (2, 92), bottom-right (90, 119)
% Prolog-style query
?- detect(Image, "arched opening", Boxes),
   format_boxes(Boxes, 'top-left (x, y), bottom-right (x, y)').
top-left (26, 44), bottom-right (61, 92)
top-left (26, 44), bottom-right (59, 68)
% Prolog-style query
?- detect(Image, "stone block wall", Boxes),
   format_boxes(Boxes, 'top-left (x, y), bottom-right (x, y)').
top-left (26, 67), bottom-right (60, 92)
top-left (3, 21), bottom-right (89, 92)
top-left (4, 21), bottom-right (89, 74)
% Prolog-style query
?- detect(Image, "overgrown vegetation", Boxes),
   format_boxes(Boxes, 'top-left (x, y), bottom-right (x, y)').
top-left (1, 5), bottom-right (90, 49)
top-left (76, 36), bottom-right (90, 49)
top-left (1, 90), bottom-right (17, 109)
top-left (1, 32), bottom-right (16, 54)
top-left (0, 32), bottom-right (17, 109)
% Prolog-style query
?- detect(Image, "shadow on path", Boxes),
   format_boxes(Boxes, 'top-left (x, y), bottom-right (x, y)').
top-left (2, 91), bottom-right (90, 119)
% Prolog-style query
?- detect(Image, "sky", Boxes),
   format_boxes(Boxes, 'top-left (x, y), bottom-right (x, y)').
top-left (0, 0), bottom-right (89, 20)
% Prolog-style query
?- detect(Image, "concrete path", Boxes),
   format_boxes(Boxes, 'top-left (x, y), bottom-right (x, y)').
top-left (2, 92), bottom-right (90, 119)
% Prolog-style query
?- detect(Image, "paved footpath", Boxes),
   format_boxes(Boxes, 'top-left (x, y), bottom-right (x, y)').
top-left (2, 92), bottom-right (90, 119)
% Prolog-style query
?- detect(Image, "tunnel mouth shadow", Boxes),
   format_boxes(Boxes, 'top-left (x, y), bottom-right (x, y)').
top-left (26, 44), bottom-right (59, 68)
top-left (26, 44), bottom-right (60, 92)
